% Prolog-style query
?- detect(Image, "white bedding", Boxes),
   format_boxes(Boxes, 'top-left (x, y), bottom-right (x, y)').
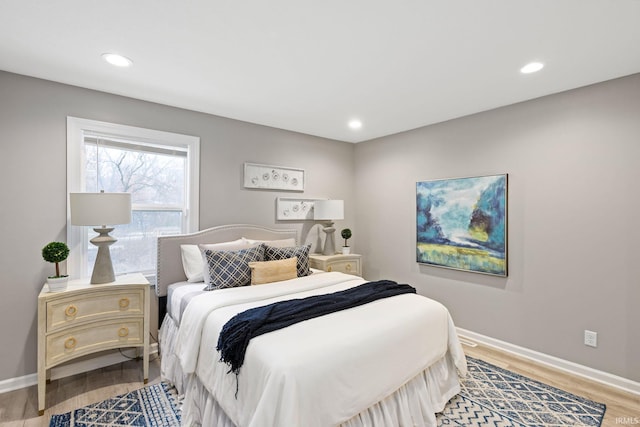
top-left (172, 271), bottom-right (467, 427)
top-left (168, 268), bottom-right (326, 327)
top-left (167, 281), bottom-right (206, 325)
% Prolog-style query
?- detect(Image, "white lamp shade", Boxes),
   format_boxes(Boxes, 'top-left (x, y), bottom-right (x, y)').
top-left (314, 200), bottom-right (344, 221)
top-left (70, 193), bottom-right (132, 226)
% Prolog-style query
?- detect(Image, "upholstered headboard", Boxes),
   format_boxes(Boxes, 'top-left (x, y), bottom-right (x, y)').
top-left (155, 223), bottom-right (298, 297)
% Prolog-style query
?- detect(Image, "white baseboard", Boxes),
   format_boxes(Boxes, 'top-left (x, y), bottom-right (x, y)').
top-left (457, 327), bottom-right (640, 396)
top-left (0, 343), bottom-right (158, 395)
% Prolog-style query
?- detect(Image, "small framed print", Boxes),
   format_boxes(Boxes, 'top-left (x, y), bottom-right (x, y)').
top-left (276, 197), bottom-right (326, 220)
top-left (244, 163), bottom-right (304, 191)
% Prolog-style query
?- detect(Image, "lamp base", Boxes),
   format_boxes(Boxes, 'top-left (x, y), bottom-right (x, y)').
top-left (321, 222), bottom-right (337, 255)
top-left (90, 227), bottom-right (117, 284)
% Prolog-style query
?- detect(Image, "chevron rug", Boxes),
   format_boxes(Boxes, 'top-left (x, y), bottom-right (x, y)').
top-left (49, 357), bottom-right (605, 426)
top-left (48, 382), bottom-right (180, 426)
top-left (439, 357), bottom-right (606, 426)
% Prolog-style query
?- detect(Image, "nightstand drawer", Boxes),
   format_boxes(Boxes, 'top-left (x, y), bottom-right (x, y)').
top-left (309, 254), bottom-right (363, 276)
top-left (46, 317), bottom-right (144, 366)
top-left (47, 288), bottom-right (144, 332)
top-left (326, 260), bottom-right (360, 274)
top-left (38, 273), bottom-right (150, 415)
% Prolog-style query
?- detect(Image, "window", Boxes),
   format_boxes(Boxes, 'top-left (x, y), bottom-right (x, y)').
top-left (67, 117), bottom-right (199, 280)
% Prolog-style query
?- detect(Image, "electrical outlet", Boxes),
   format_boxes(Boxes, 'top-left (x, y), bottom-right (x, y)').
top-left (584, 330), bottom-right (598, 347)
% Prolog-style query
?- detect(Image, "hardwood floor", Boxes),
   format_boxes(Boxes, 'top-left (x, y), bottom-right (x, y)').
top-left (0, 345), bottom-right (637, 426)
top-left (0, 356), bottom-right (162, 427)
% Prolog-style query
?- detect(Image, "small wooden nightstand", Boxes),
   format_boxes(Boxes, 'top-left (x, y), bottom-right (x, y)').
top-left (37, 273), bottom-right (150, 415)
top-left (309, 253), bottom-right (362, 276)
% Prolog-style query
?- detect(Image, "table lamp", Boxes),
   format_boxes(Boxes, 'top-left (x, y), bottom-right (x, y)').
top-left (70, 192), bottom-right (132, 284)
top-left (313, 200), bottom-right (344, 255)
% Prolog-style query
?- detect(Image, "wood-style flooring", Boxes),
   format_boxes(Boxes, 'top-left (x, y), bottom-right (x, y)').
top-left (0, 344), bottom-right (638, 426)
top-left (0, 355), bottom-right (162, 427)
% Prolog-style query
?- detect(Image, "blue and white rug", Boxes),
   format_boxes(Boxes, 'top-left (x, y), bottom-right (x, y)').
top-left (49, 358), bottom-right (605, 426)
top-left (438, 357), bottom-right (606, 426)
top-left (49, 382), bottom-right (180, 427)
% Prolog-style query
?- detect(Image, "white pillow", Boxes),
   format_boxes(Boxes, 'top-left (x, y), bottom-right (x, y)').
top-left (242, 237), bottom-right (296, 248)
top-left (180, 239), bottom-right (246, 282)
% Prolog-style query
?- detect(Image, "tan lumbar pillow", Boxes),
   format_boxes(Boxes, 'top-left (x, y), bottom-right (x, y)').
top-left (249, 256), bottom-right (298, 285)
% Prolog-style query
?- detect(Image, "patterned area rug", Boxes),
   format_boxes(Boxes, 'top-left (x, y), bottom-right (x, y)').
top-left (439, 357), bottom-right (606, 426)
top-left (49, 358), bottom-right (605, 426)
top-left (49, 382), bottom-right (180, 427)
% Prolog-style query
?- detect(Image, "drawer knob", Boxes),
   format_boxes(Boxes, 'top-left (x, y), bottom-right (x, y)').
top-left (64, 337), bottom-right (77, 349)
top-left (64, 305), bottom-right (78, 317)
top-left (119, 298), bottom-right (130, 309)
top-left (327, 266), bottom-right (332, 272)
top-left (345, 263), bottom-right (352, 271)
top-left (118, 327), bottom-right (129, 337)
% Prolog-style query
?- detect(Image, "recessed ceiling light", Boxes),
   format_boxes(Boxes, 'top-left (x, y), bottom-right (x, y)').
top-left (520, 62), bottom-right (544, 74)
top-left (102, 53), bottom-right (133, 67)
top-left (348, 119), bottom-right (362, 130)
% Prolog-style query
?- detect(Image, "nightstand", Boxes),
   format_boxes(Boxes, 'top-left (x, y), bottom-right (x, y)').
top-left (37, 273), bottom-right (150, 415)
top-left (309, 253), bottom-right (362, 276)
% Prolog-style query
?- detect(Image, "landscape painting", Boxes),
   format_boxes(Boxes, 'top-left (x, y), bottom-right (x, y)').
top-left (416, 174), bottom-right (507, 276)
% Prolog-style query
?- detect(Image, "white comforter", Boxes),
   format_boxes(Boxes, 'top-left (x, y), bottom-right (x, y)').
top-left (175, 272), bottom-right (466, 427)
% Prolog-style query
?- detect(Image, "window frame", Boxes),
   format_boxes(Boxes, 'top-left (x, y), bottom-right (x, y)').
top-left (66, 116), bottom-right (200, 280)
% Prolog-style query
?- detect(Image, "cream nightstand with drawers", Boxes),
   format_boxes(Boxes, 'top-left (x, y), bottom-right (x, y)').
top-left (309, 253), bottom-right (362, 276)
top-left (37, 273), bottom-right (150, 415)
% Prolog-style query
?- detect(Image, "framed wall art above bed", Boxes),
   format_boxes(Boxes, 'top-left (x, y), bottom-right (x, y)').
top-left (416, 174), bottom-right (508, 276)
top-left (275, 197), bottom-right (326, 220)
top-left (244, 162), bottom-right (304, 191)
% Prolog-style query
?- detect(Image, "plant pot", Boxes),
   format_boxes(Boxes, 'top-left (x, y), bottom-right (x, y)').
top-left (47, 276), bottom-right (69, 292)
top-left (341, 246), bottom-right (351, 255)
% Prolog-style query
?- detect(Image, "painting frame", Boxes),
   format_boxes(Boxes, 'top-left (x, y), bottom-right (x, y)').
top-left (416, 174), bottom-right (508, 276)
top-left (244, 162), bottom-right (305, 191)
top-left (276, 197), bottom-right (326, 221)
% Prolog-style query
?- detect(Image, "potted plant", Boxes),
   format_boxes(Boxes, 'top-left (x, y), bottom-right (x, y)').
top-left (42, 241), bottom-right (70, 292)
top-left (340, 228), bottom-right (352, 255)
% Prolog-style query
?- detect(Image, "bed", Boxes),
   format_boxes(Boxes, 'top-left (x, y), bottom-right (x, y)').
top-left (157, 224), bottom-right (467, 427)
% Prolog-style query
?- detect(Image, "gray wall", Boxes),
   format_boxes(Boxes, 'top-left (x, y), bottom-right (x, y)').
top-left (0, 71), bottom-right (355, 382)
top-left (354, 73), bottom-right (640, 382)
top-left (2, 68), bottom-right (638, 385)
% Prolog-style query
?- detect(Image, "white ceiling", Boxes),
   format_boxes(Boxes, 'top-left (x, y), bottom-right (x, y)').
top-left (1, 1), bottom-right (639, 143)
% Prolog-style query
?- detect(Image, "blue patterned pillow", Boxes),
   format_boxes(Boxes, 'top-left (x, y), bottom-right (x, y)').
top-left (264, 244), bottom-right (311, 277)
top-left (202, 244), bottom-right (265, 290)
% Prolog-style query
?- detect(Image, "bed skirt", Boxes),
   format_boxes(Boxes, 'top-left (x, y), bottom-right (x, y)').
top-left (159, 315), bottom-right (189, 394)
top-left (160, 315), bottom-right (462, 427)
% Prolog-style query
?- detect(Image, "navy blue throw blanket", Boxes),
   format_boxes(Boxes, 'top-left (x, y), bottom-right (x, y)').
top-left (217, 280), bottom-right (416, 377)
